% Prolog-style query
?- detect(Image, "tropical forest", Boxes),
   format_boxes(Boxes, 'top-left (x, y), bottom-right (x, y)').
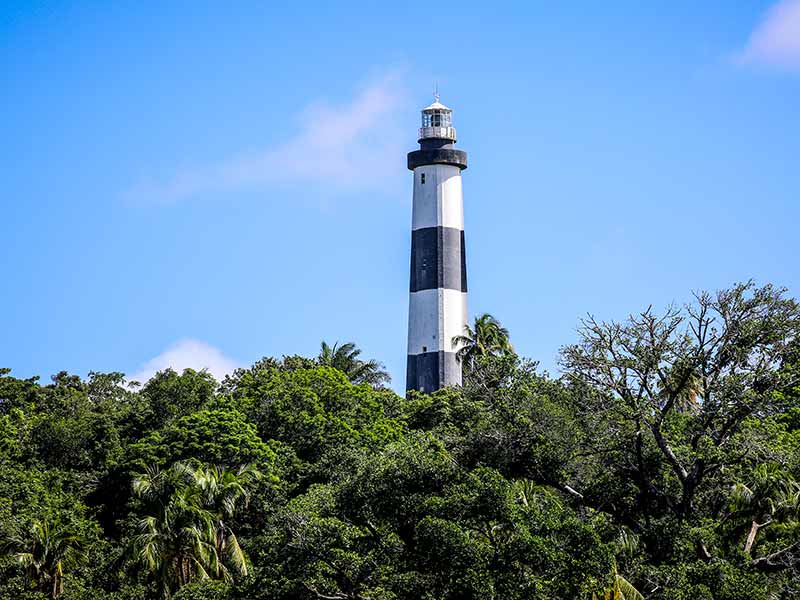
top-left (1, 281), bottom-right (799, 600)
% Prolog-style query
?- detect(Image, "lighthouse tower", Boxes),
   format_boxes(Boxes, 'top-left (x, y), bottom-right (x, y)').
top-left (406, 97), bottom-right (469, 393)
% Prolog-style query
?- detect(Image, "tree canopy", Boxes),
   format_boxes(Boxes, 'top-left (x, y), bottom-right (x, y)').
top-left (1, 287), bottom-right (799, 599)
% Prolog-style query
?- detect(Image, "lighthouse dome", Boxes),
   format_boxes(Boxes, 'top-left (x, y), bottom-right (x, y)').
top-left (422, 100), bottom-right (452, 112)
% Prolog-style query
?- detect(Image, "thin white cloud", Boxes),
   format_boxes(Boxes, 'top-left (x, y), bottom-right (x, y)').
top-left (124, 72), bottom-right (407, 205)
top-left (127, 338), bottom-right (240, 385)
top-left (737, 0), bottom-right (800, 70)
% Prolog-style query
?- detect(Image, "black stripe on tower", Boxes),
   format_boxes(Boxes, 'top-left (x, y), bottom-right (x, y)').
top-left (406, 351), bottom-right (461, 394)
top-left (409, 227), bottom-right (467, 293)
top-left (408, 148), bottom-right (468, 171)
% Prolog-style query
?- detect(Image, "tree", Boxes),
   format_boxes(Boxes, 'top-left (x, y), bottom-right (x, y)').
top-left (130, 462), bottom-right (257, 598)
top-left (452, 314), bottom-right (515, 375)
top-left (728, 463), bottom-right (800, 554)
top-left (317, 342), bottom-right (390, 388)
top-left (0, 368), bottom-right (39, 414)
top-left (129, 406), bottom-right (277, 470)
top-left (131, 463), bottom-right (215, 597)
top-left (657, 362), bottom-right (702, 414)
top-left (232, 365), bottom-right (403, 470)
top-left (560, 282), bottom-right (800, 577)
top-left (262, 435), bottom-right (611, 600)
top-left (5, 280), bottom-right (800, 598)
top-left (1, 519), bottom-right (86, 598)
top-left (190, 463), bottom-right (261, 580)
top-left (135, 368), bottom-right (218, 432)
top-left (593, 564), bottom-right (644, 600)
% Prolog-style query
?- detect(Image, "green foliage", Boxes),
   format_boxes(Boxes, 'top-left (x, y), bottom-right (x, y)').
top-left (226, 364), bottom-right (403, 475)
top-left (2, 284), bottom-right (800, 598)
top-left (129, 406), bottom-right (276, 470)
top-left (135, 369), bottom-right (218, 431)
top-left (129, 462), bottom-right (259, 598)
top-left (592, 564), bottom-right (644, 600)
top-left (1, 518), bottom-right (90, 599)
top-left (317, 341), bottom-right (391, 387)
top-left (452, 313), bottom-right (515, 378)
top-left (172, 581), bottom-right (230, 600)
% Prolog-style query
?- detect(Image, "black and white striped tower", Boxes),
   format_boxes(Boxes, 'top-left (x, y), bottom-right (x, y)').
top-left (406, 97), bottom-right (468, 393)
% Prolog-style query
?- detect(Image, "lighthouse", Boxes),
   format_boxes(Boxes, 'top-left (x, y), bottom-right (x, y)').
top-left (406, 97), bottom-right (469, 393)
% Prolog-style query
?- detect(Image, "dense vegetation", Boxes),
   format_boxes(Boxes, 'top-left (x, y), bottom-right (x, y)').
top-left (1, 282), bottom-right (799, 599)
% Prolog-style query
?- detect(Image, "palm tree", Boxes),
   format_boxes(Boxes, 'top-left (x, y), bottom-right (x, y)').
top-left (189, 464), bottom-right (260, 581)
top-left (676, 369), bottom-right (702, 413)
top-left (729, 463), bottom-right (800, 554)
top-left (318, 341), bottom-right (391, 387)
top-left (132, 464), bottom-right (214, 598)
top-left (133, 498), bottom-right (215, 597)
top-left (1, 519), bottom-right (86, 598)
top-left (592, 564), bottom-right (644, 600)
top-left (513, 479), bottom-right (562, 511)
top-left (657, 363), bottom-right (703, 413)
top-left (451, 313), bottom-right (515, 373)
top-left (131, 462), bottom-right (259, 598)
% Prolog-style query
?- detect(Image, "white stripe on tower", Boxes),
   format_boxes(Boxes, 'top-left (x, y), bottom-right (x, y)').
top-left (411, 165), bottom-right (464, 231)
top-left (406, 98), bottom-right (469, 393)
top-left (407, 289), bottom-right (468, 355)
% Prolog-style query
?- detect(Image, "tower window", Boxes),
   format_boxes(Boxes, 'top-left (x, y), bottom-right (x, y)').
top-left (421, 173), bottom-right (426, 184)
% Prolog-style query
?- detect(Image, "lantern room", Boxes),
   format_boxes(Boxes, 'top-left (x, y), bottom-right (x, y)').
top-left (419, 100), bottom-right (457, 142)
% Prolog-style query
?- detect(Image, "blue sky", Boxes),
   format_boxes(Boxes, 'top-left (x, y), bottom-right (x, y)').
top-left (2, 1), bottom-right (799, 390)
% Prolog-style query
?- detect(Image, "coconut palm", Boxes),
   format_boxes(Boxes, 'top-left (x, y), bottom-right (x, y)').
top-left (729, 463), bottom-right (800, 554)
top-left (676, 369), bottom-right (703, 413)
top-left (131, 462), bottom-right (258, 598)
top-left (132, 464), bottom-right (214, 598)
top-left (133, 497), bottom-right (215, 597)
top-left (189, 463), bottom-right (261, 581)
top-left (452, 313), bottom-right (515, 373)
top-left (318, 341), bottom-right (391, 387)
top-left (513, 479), bottom-right (562, 511)
top-left (1, 519), bottom-right (85, 598)
top-left (592, 564), bottom-right (644, 600)
top-left (657, 363), bottom-right (703, 413)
